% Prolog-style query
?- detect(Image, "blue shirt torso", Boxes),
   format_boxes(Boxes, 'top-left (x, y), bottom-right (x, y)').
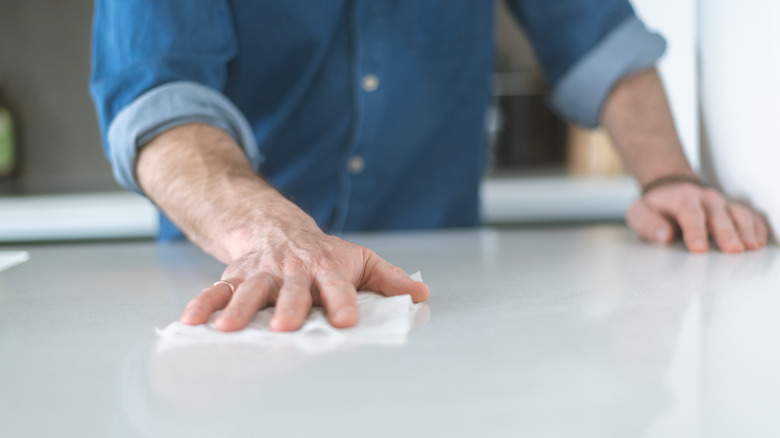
top-left (91, 0), bottom-right (636, 238)
top-left (228, 2), bottom-right (497, 232)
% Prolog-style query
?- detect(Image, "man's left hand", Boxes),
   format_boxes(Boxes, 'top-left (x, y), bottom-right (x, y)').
top-left (626, 183), bottom-right (769, 252)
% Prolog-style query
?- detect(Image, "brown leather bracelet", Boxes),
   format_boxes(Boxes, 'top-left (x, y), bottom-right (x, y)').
top-left (641, 174), bottom-right (704, 196)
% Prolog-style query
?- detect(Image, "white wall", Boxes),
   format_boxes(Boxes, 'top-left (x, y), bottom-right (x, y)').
top-left (698, 0), bottom-right (780, 237)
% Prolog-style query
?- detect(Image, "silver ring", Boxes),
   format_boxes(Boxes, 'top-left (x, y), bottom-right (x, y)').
top-left (213, 280), bottom-right (236, 295)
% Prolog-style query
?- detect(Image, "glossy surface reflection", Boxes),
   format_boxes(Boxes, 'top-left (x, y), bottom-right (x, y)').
top-left (1, 226), bottom-right (779, 437)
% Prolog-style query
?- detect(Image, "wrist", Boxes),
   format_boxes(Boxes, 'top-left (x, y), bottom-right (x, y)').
top-left (217, 193), bottom-right (321, 262)
top-left (641, 173), bottom-right (704, 196)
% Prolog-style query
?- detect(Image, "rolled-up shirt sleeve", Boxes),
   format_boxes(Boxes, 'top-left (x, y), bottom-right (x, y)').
top-left (507, 1), bottom-right (666, 128)
top-left (106, 82), bottom-right (262, 194)
top-left (89, 0), bottom-right (261, 195)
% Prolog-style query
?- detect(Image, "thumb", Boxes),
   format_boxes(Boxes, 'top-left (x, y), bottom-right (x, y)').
top-left (359, 250), bottom-right (430, 303)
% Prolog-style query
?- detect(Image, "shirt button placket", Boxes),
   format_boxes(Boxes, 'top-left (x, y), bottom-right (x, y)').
top-left (361, 74), bottom-right (380, 92)
top-left (348, 155), bottom-right (365, 174)
top-left (336, 0), bottom-right (387, 230)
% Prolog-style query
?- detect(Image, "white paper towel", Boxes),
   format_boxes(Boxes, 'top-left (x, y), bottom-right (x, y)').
top-left (0, 251), bottom-right (29, 272)
top-left (157, 272), bottom-right (426, 354)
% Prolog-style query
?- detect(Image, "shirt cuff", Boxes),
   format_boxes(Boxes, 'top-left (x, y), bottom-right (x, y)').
top-left (106, 81), bottom-right (262, 195)
top-left (549, 16), bottom-right (667, 128)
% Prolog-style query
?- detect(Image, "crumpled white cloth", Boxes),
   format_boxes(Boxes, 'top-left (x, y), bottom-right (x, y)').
top-left (156, 272), bottom-right (425, 354)
top-left (0, 251), bottom-right (29, 272)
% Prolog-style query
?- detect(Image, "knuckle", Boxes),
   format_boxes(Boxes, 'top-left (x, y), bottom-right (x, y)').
top-left (742, 230), bottom-right (757, 240)
top-left (320, 277), bottom-right (353, 292)
top-left (682, 195), bottom-right (704, 210)
top-left (362, 248), bottom-right (378, 260)
top-left (728, 204), bottom-right (752, 220)
top-left (363, 250), bottom-right (393, 270)
top-left (284, 292), bottom-right (313, 308)
top-left (281, 257), bottom-right (306, 275)
top-left (685, 207), bottom-right (706, 223)
top-left (710, 217), bottom-right (731, 232)
top-left (225, 257), bottom-right (253, 275)
top-left (703, 189), bottom-right (725, 205)
top-left (717, 227), bottom-right (737, 238)
top-left (283, 275), bottom-right (310, 290)
top-left (224, 306), bottom-right (243, 318)
top-left (185, 300), bottom-right (207, 312)
top-left (314, 257), bottom-right (338, 273)
top-left (679, 185), bottom-right (698, 197)
top-left (703, 187), bottom-right (721, 198)
top-left (713, 224), bottom-right (737, 238)
top-left (670, 184), bottom-right (699, 199)
top-left (386, 265), bottom-right (407, 278)
top-left (298, 291), bottom-right (315, 305)
top-left (325, 277), bottom-right (349, 289)
top-left (196, 295), bottom-right (217, 309)
top-left (253, 272), bottom-right (281, 291)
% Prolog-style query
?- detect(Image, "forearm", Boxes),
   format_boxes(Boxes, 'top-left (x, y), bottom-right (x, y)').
top-left (601, 68), bottom-right (696, 186)
top-left (136, 123), bottom-right (318, 263)
top-left (136, 122), bottom-right (429, 333)
top-left (603, 68), bottom-right (768, 252)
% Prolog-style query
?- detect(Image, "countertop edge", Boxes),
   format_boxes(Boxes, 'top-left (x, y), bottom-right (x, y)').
top-left (0, 177), bottom-right (638, 242)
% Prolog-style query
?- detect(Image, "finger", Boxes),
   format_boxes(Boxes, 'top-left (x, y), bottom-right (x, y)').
top-left (625, 200), bottom-right (676, 244)
top-left (702, 194), bottom-right (744, 253)
top-left (747, 210), bottom-right (769, 246)
top-left (214, 274), bottom-right (277, 332)
top-left (673, 199), bottom-right (709, 253)
top-left (180, 277), bottom-right (241, 325)
top-left (270, 275), bottom-right (314, 332)
top-left (728, 204), bottom-right (760, 250)
top-left (754, 215), bottom-right (769, 247)
top-left (314, 273), bottom-right (359, 328)
top-left (360, 250), bottom-right (430, 303)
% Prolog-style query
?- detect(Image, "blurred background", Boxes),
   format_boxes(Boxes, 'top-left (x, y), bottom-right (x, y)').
top-left (0, 0), bottom-right (116, 194)
top-left (0, 0), bottom-right (698, 242)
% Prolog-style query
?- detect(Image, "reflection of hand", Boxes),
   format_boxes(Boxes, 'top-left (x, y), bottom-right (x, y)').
top-left (179, 213), bottom-right (429, 332)
top-left (626, 183), bottom-right (768, 252)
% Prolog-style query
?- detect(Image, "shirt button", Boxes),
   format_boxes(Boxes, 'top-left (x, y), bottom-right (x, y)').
top-left (361, 74), bottom-right (379, 92)
top-left (348, 155), bottom-right (365, 174)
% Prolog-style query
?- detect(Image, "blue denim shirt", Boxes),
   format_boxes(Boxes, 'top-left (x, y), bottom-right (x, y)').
top-left (90, 1), bottom-right (665, 239)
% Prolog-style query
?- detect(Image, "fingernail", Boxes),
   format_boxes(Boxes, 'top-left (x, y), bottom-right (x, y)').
top-left (692, 239), bottom-right (708, 251)
top-left (655, 228), bottom-right (669, 243)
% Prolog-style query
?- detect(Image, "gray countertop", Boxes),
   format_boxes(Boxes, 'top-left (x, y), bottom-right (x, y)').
top-left (2, 225), bottom-right (779, 437)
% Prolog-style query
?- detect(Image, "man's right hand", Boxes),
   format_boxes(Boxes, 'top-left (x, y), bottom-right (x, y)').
top-left (179, 217), bottom-right (429, 332)
top-left (136, 123), bottom-right (427, 332)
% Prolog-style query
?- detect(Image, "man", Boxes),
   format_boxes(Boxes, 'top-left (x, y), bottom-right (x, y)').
top-left (90, 1), bottom-right (767, 333)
